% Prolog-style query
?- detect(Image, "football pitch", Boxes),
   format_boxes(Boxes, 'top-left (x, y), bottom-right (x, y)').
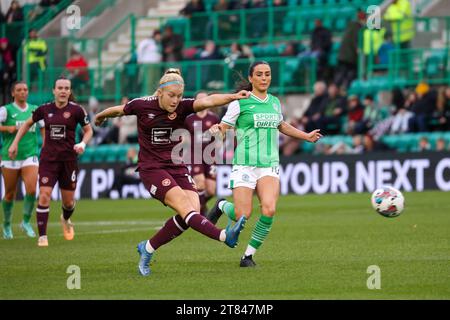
top-left (1, 191), bottom-right (449, 300)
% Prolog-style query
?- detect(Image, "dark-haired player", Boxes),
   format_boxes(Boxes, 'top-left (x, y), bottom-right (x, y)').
top-left (95, 69), bottom-right (249, 276)
top-left (0, 82), bottom-right (44, 239)
top-left (9, 78), bottom-right (93, 247)
top-left (184, 91), bottom-right (220, 216)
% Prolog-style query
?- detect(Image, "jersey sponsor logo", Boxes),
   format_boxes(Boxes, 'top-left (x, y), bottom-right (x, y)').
top-left (11, 113), bottom-right (18, 118)
top-left (83, 115), bottom-right (89, 124)
top-left (150, 184), bottom-right (157, 195)
top-left (50, 125), bottom-right (66, 140)
top-left (148, 113), bottom-right (155, 119)
top-left (253, 113), bottom-right (281, 128)
top-left (151, 128), bottom-right (172, 144)
top-left (249, 105), bottom-right (256, 109)
top-left (162, 178), bottom-right (171, 187)
top-left (48, 113), bottom-right (54, 118)
top-left (168, 112), bottom-right (177, 120)
top-left (63, 112), bottom-right (71, 119)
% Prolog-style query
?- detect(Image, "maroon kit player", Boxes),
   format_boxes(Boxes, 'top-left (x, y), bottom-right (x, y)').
top-left (95, 69), bottom-right (248, 276)
top-left (184, 91), bottom-right (220, 215)
top-left (9, 78), bottom-right (93, 247)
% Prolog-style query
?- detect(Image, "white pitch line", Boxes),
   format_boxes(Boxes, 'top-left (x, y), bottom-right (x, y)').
top-left (10, 226), bottom-right (163, 239)
top-left (46, 220), bottom-right (165, 227)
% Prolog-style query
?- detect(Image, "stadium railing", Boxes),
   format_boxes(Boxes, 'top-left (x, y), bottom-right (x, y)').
top-left (358, 16), bottom-right (450, 84)
top-left (30, 56), bottom-right (317, 104)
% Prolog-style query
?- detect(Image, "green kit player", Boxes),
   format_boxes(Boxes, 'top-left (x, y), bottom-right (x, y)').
top-left (0, 82), bottom-right (44, 239)
top-left (207, 61), bottom-right (323, 267)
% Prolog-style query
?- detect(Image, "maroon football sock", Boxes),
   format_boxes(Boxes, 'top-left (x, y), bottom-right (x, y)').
top-left (149, 215), bottom-right (188, 250)
top-left (198, 191), bottom-right (207, 216)
top-left (36, 205), bottom-right (49, 236)
top-left (185, 211), bottom-right (221, 241)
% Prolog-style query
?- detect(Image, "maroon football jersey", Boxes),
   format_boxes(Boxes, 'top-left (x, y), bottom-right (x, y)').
top-left (32, 101), bottom-right (90, 161)
top-left (184, 111), bottom-right (220, 164)
top-left (123, 96), bottom-right (195, 169)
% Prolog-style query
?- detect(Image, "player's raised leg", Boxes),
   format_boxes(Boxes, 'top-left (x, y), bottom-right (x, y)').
top-left (20, 165), bottom-right (38, 237)
top-left (241, 176), bottom-right (279, 267)
top-left (207, 187), bottom-right (253, 224)
top-left (1, 168), bottom-right (19, 239)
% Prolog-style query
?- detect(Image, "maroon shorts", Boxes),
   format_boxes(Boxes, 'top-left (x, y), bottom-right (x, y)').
top-left (139, 166), bottom-right (197, 204)
top-left (39, 160), bottom-right (79, 191)
top-left (190, 164), bottom-right (217, 180)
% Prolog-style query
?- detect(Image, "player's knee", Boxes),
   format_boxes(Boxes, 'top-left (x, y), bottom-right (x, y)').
top-left (63, 200), bottom-right (75, 209)
top-left (38, 192), bottom-right (51, 206)
top-left (4, 190), bottom-right (15, 202)
top-left (261, 203), bottom-right (276, 217)
top-left (235, 210), bottom-right (252, 220)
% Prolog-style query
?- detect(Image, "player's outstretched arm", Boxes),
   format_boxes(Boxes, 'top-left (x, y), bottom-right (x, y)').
top-left (193, 90), bottom-right (250, 112)
top-left (8, 117), bottom-right (34, 159)
top-left (94, 105), bottom-right (125, 126)
top-left (278, 121), bottom-right (322, 143)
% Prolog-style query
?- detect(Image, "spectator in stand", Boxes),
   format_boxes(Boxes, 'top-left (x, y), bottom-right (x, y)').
top-left (5, 1), bottom-right (24, 23)
top-left (416, 137), bottom-right (431, 152)
top-left (300, 81), bottom-right (328, 132)
top-left (408, 82), bottom-right (437, 132)
top-left (180, 0), bottom-right (205, 17)
top-left (327, 135), bottom-right (365, 155)
top-left (346, 95), bottom-right (365, 135)
top-left (318, 83), bottom-right (346, 134)
top-left (137, 30), bottom-right (162, 92)
top-left (355, 95), bottom-right (383, 134)
top-left (298, 19), bottom-right (332, 74)
top-left (383, 0), bottom-right (414, 49)
top-left (24, 29), bottom-right (48, 85)
top-left (436, 138), bottom-right (447, 152)
top-left (161, 26), bottom-right (184, 62)
top-left (224, 42), bottom-right (249, 69)
top-left (65, 49), bottom-right (89, 91)
top-left (334, 11), bottom-right (366, 90)
top-left (281, 42), bottom-right (300, 57)
top-left (432, 87), bottom-right (450, 131)
top-left (390, 91), bottom-right (414, 134)
top-left (0, 38), bottom-right (16, 104)
top-left (377, 33), bottom-right (395, 69)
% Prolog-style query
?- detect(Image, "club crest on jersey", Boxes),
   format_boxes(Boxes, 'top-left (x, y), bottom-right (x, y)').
top-left (41, 177), bottom-right (49, 184)
top-left (273, 103), bottom-right (279, 111)
top-left (162, 179), bottom-right (171, 187)
top-left (168, 112), bottom-right (177, 120)
top-left (63, 112), bottom-right (71, 119)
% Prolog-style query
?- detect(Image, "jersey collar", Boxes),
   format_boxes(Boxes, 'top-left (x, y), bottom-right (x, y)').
top-left (13, 102), bottom-right (28, 113)
top-left (250, 93), bottom-right (269, 103)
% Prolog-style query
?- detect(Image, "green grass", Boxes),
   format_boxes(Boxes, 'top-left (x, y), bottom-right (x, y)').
top-left (0, 191), bottom-right (449, 299)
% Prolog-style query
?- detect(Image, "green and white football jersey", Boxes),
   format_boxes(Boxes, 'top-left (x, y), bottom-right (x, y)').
top-left (222, 93), bottom-right (283, 167)
top-left (0, 103), bottom-right (42, 161)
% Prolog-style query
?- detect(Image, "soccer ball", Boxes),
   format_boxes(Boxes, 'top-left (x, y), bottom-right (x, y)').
top-left (371, 186), bottom-right (405, 218)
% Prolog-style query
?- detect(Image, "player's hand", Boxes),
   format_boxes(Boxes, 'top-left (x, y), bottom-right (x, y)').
top-left (74, 142), bottom-right (86, 155)
top-left (234, 90), bottom-right (251, 100)
top-left (7, 126), bottom-right (16, 134)
top-left (8, 143), bottom-right (18, 160)
top-left (307, 129), bottom-right (322, 143)
top-left (95, 114), bottom-right (106, 126)
top-left (209, 124), bottom-right (223, 137)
